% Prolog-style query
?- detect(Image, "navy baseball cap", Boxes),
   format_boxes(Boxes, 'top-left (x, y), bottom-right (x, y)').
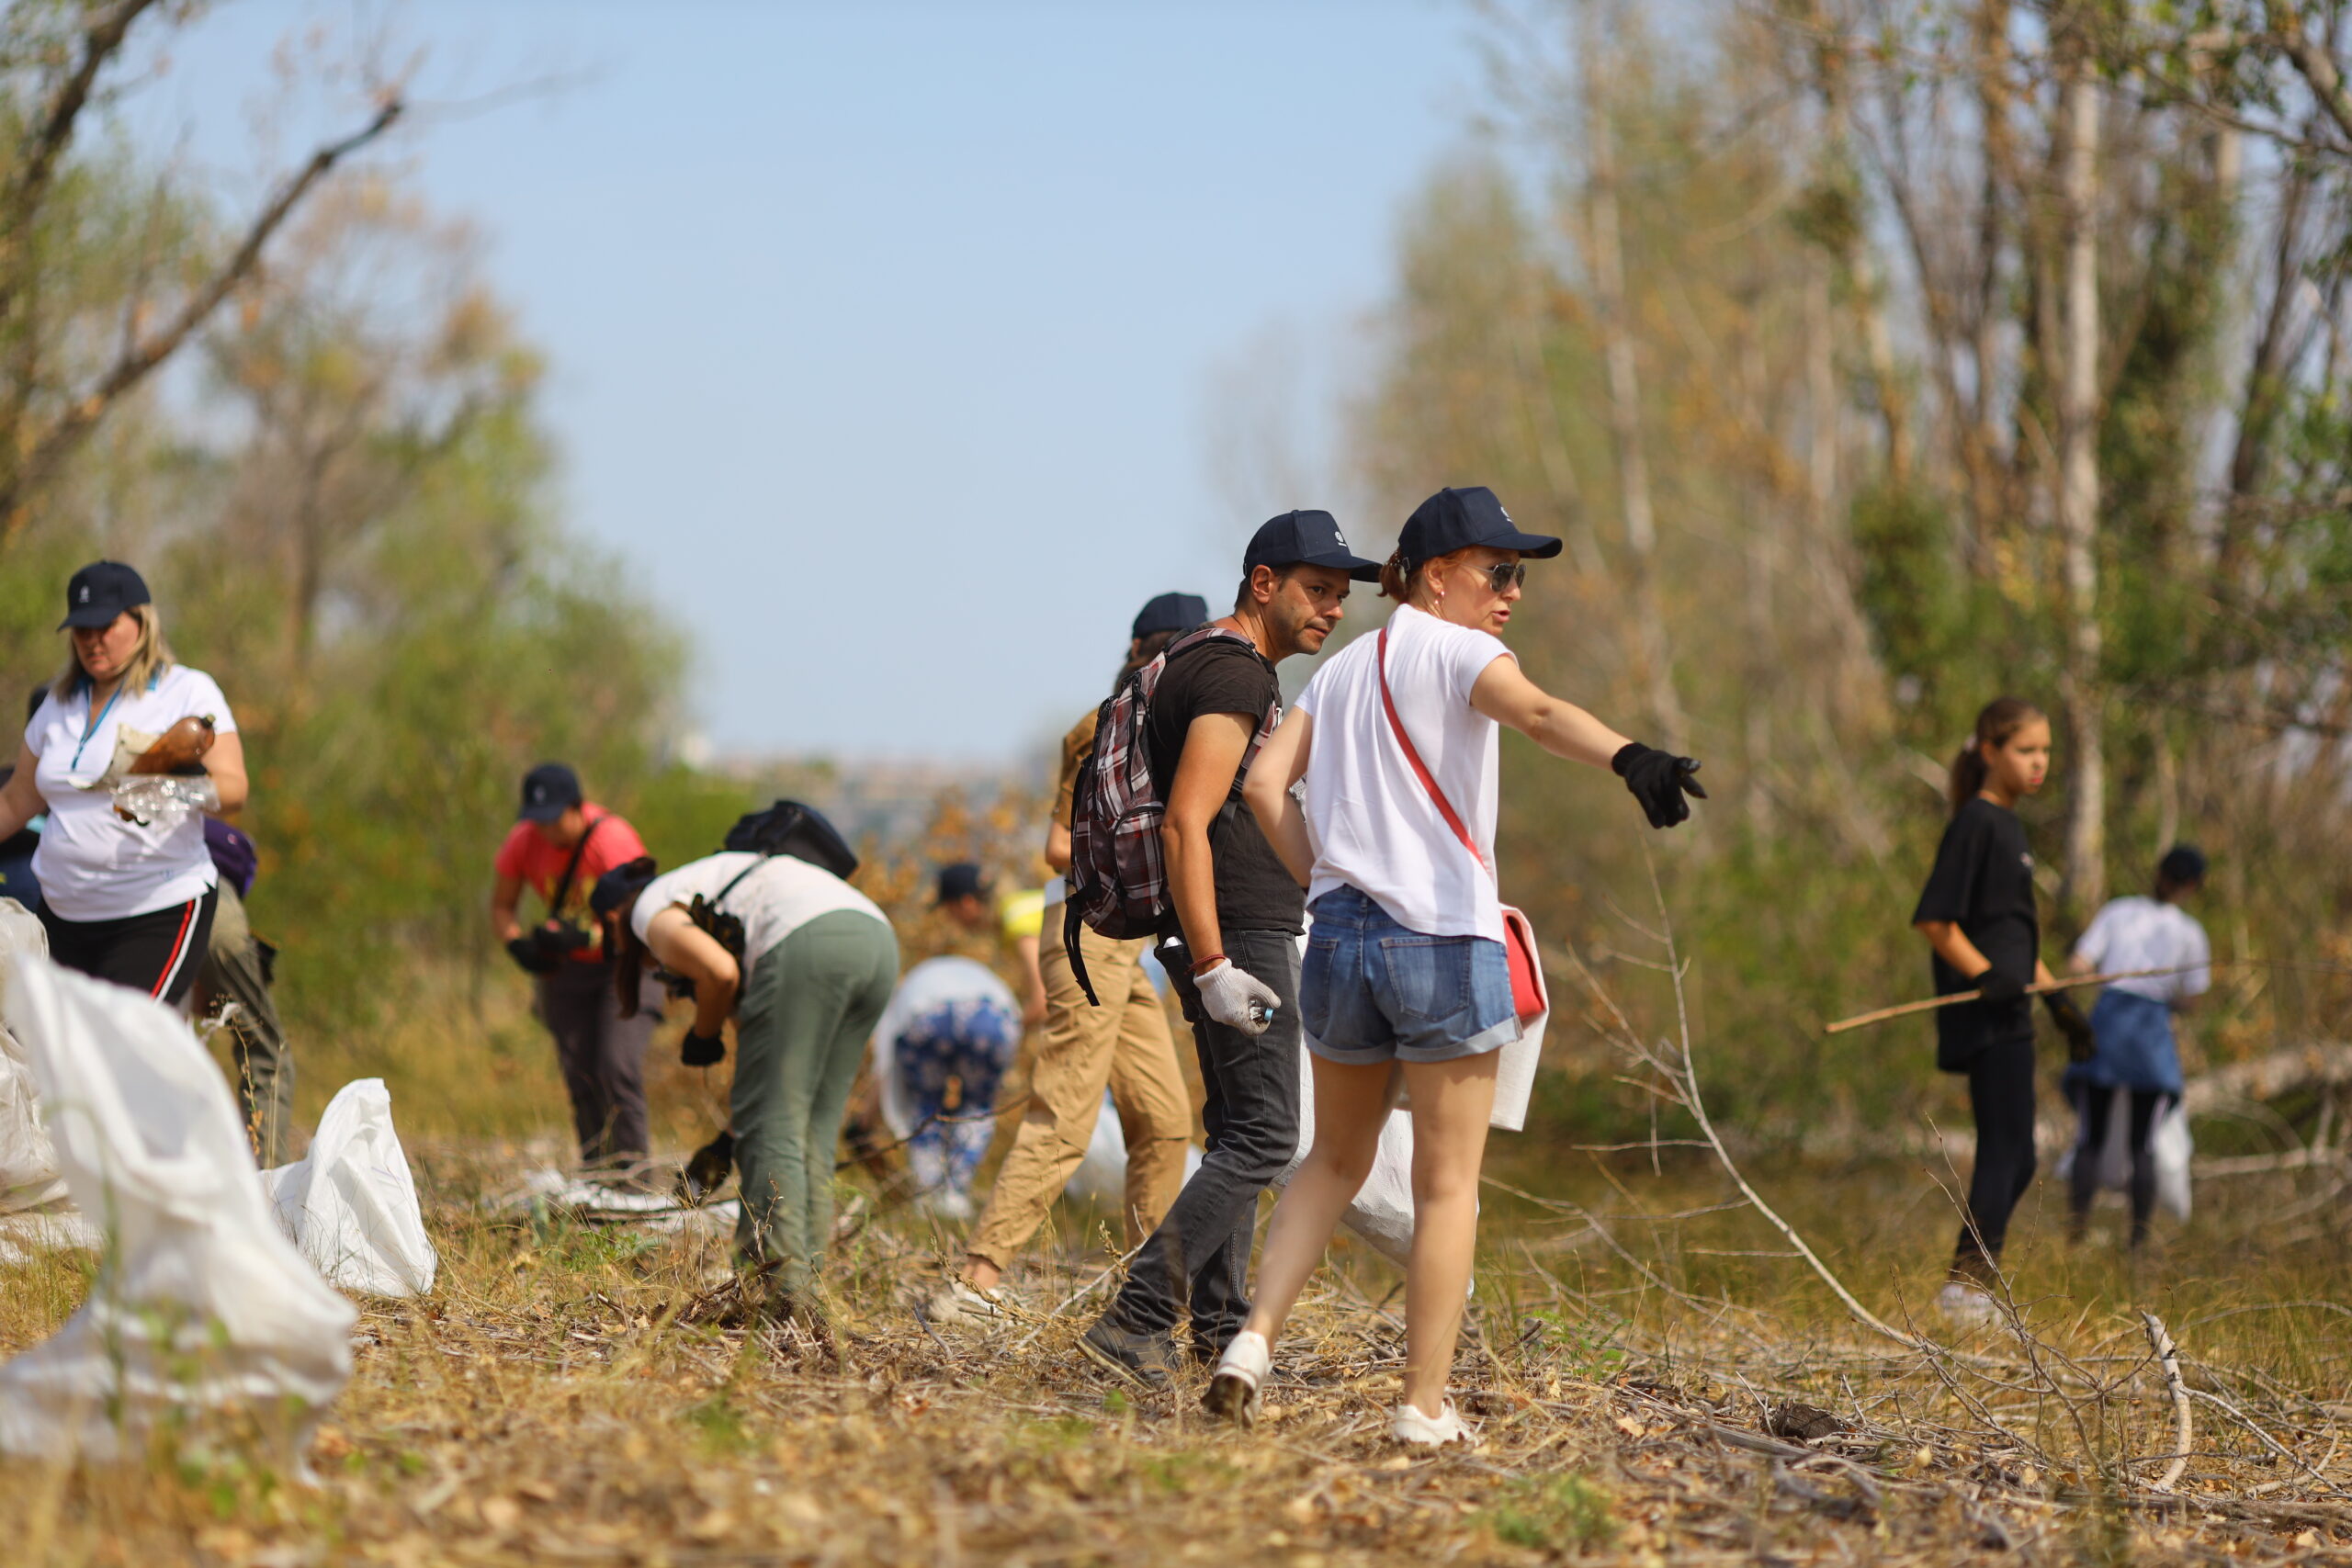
top-left (1131, 592), bottom-right (1208, 639)
top-left (935, 862), bottom-right (989, 906)
top-left (2159, 844), bottom-right (2208, 886)
top-left (591, 856), bottom-right (661, 918)
top-left (58, 560), bottom-right (151, 630)
top-left (518, 761), bottom-right (583, 824)
top-left (1241, 510), bottom-right (1381, 582)
top-left (1398, 487), bottom-right (1561, 564)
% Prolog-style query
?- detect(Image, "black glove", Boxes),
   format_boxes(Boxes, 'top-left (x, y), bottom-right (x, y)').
top-left (681, 1027), bottom-right (727, 1067)
top-left (505, 934), bottom-right (560, 975)
top-left (680, 1130), bottom-right (736, 1201)
top-left (1611, 742), bottom-right (1708, 829)
top-left (1971, 965), bottom-right (2028, 1005)
top-left (2044, 991), bottom-right (2097, 1063)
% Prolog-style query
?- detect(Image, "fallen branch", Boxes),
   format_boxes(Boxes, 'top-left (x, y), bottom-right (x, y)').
top-left (2142, 1313), bottom-right (2192, 1493)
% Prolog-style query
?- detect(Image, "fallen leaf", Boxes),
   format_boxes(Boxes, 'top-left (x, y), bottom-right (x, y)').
top-left (691, 1508), bottom-right (736, 1542)
top-left (480, 1496), bottom-right (521, 1532)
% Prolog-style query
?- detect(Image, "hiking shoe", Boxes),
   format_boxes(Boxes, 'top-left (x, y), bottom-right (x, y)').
top-left (1078, 1319), bottom-right (1178, 1390)
top-left (1391, 1398), bottom-right (1473, 1448)
top-left (1203, 1330), bottom-right (1269, 1427)
top-left (925, 1279), bottom-right (1006, 1335)
top-left (1937, 1280), bottom-right (1998, 1327)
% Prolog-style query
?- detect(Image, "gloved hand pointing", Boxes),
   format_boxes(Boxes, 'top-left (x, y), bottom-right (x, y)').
top-left (1193, 958), bottom-right (1279, 1037)
top-left (1611, 742), bottom-right (1708, 829)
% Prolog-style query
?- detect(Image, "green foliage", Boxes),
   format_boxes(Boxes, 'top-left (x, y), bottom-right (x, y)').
top-left (1478, 1473), bottom-right (1617, 1552)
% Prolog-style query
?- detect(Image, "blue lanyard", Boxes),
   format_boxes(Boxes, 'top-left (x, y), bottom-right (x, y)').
top-left (69, 682), bottom-right (124, 773)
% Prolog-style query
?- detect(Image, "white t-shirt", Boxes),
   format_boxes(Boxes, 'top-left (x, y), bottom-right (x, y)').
top-left (2074, 896), bottom-right (2211, 1005)
top-left (1293, 604), bottom-right (1515, 942)
top-left (631, 852), bottom-right (888, 964)
top-left (25, 665), bottom-right (237, 921)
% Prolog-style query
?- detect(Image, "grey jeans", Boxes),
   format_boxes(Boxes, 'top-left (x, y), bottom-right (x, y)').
top-left (536, 958), bottom-right (657, 1170)
top-left (1100, 926), bottom-right (1301, 1353)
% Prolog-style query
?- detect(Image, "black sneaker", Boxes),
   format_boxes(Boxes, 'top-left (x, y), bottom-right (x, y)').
top-left (1079, 1318), bottom-right (1179, 1389)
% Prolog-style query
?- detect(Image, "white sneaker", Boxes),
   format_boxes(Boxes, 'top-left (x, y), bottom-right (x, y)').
top-left (1937, 1280), bottom-right (1998, 1327)
top-left (1390, 1398), bottom-right (1474, 1447)
top-left (1204, 1330), bottom-right (1270, 1427)
top-left (924, 1279), bottom-right (1004, 1334)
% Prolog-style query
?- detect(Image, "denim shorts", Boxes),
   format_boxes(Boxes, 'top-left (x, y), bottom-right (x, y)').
top-left (1300, 886), bottom-right (1521, 1065)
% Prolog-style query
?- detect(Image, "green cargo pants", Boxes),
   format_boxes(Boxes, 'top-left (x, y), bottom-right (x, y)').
top-left (200, 880), bottom-right (298, 1167)
top-left (732, 909), bottom-right (899, 1296)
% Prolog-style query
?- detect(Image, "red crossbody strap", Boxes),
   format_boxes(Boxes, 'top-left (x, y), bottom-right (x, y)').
top-left (1376, 624), bottom-right (1491, 876)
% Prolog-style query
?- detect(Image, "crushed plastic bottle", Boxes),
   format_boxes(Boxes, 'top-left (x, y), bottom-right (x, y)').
top-left (109, 773), bottom-right (220, 828)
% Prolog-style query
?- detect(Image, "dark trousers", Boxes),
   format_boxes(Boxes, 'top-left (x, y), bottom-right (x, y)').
top-left (2070, 1085), bottom-right (2165, 1244)
top-left (41, 886), bottom-right (218, 1008)
top-left (536, 958), bottom-right (655, 1170)
top-left (1953, 1034), bottom-right (2038, 1285)
top-left (1102, 926), bottom-right (1300, 1353)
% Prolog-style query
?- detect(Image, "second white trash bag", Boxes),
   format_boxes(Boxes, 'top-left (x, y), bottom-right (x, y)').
top-left (0, 950), bottom-right (355, 1458)
top-left (0, 898), bottom-right (65, 1213)
top-left (261, 1078), bottom-right (437, 1297)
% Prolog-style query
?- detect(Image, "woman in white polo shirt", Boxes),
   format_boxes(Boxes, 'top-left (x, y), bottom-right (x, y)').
top-left (1219, 486), bottom-right (1704, 1445)
top-left (0, 561), bottom-right (245, 1005)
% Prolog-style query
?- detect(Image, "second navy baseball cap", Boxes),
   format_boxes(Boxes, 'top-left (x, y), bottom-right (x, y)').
top-left (1240, 509), bottom-right (1381, 582)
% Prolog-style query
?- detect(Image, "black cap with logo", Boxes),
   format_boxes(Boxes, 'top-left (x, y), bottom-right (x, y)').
top-left (1131, 592), bottom-right (1209, 639)
top-left (518, 761), bottom-right (583, 825)
top-left (1397, 486), bottom-right (1561, 564)
top-left (58, 560), bottom-right (152, 630)
top-left (1242, 510), bottom-right (1381, 582)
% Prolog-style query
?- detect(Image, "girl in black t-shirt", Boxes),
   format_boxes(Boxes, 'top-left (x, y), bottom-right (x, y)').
top-left (1910, 697), bottom-right (2093, 1325)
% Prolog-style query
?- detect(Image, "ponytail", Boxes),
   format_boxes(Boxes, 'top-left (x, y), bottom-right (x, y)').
top-left (1949, 696), bottom-right (2045, 817)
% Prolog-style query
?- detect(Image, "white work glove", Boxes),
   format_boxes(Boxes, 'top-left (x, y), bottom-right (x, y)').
top-left (1193, 958), bottom-right (1279, 1036)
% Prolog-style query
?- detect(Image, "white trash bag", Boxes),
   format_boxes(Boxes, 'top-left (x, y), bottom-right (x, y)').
top-left (261, 1078), bottom-right (437, 1297)
top-left (2059, 1085), bottom-right (2193, 1223)
top-left (0, 898), bottom-right (65, 1217)
top-left (1278, 1043), bottom-right (1420, 1269)
top-left (1062, 1092), bottom-right (1203, 1206)
top-left (0, 951), bottom-right (355, 1458)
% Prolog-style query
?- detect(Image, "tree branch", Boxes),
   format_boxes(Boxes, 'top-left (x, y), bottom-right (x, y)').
top-left (2268, 2), bottom-right (2352, 151)
top-left (0, 93), bottom-right (405, 541)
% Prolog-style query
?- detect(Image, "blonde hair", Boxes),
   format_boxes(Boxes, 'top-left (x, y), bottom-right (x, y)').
top-left (51, 603), bottom-right (175, 700)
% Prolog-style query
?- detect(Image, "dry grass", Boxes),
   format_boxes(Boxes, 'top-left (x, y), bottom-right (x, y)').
top-left (1, 1133), bottom-right (2347, 1567)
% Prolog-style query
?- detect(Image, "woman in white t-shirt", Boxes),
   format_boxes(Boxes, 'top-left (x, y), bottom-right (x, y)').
top-left (0, 561), bottom-right (245, 1006)
top-left (1217, 486), bottom-right (1704, 1445)
top-left (592, 848), bottom-right (899, 1337)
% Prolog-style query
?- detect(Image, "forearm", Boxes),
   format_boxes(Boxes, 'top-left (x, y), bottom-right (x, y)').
top-left (1915, 920), bottom-right (1992, 977)
top-left (1162, 820), bottom-right (1225, 962)
top-left (1045, 822), bottom-right (1071, 874)
top-left (692, 985), bottom-right (736, 1035)
top-left (1242, 773), bottom-right (1312, 887)
top-left (1523, 697), bottom-right (1633, 770)
top-left (492, 897), bottom-right (523, 942)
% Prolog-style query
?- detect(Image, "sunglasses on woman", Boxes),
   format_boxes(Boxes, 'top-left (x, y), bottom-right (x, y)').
top-left (1478, 561), bottom-right (1527, 593)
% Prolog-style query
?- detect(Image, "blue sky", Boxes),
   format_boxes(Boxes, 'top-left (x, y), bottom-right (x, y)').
top-left (137, 1), bottom-right (1488, 763)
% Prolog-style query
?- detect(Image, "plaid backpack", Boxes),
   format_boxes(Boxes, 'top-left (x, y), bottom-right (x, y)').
top-left (1062, 625), bottom-right (1280, 1004)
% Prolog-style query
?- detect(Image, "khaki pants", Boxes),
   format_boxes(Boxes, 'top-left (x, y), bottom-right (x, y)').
top-left (967, 922), bottom-right (1192, 1271)
top-left (199, 882), bottom-right (296, 1167)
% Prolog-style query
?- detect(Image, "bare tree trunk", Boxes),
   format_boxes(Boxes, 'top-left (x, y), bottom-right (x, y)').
top-left (1582, 19), bottom-right (1690, 752)
top-left (2056, 33), bottom-right (2107, 915)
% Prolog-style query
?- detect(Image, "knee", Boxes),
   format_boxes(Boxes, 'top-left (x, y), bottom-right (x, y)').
top-left (1306, 1134), bottom-right (1376, 1192)
top-left (1221, 1116), bottom-right (1300, 1184)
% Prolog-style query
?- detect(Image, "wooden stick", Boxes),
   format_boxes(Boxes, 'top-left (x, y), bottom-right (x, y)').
top-left (1824, 966), bottom-right (2198, 1035)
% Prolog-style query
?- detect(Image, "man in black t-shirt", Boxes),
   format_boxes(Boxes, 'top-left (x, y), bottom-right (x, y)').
top-left (1080, 509), bottom-right (1379, 1385)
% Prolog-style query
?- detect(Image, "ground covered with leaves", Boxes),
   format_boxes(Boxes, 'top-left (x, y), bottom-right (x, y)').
top-left (2, 1133), bottom-right (2348, 1567)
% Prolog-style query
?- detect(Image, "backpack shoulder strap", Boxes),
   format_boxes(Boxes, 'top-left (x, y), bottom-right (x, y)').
top-left (548, 813), bottom-right (607, 916)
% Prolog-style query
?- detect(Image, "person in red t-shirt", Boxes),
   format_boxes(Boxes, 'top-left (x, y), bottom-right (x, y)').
top-left (491, 761), bottom-right (657, 1178)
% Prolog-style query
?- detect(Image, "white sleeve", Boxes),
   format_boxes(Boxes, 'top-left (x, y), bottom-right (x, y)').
top-left (2181, 921), bottom-right (2212, 999)
top-left (181, 670), bottom-right (238, 734)
top-left (1447, 626), bottom-right (1515, 704)
top-left (2073, 902), bottom-right (2115, 970)
top-left (1293, 660), bottom-right (1330, 718)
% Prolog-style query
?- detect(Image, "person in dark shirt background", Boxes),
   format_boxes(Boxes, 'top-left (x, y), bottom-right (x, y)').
top-left (1911, 696), bottom-right (2093, 1325)
top-left (1078, 509), bottom-right (1378, 1386)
